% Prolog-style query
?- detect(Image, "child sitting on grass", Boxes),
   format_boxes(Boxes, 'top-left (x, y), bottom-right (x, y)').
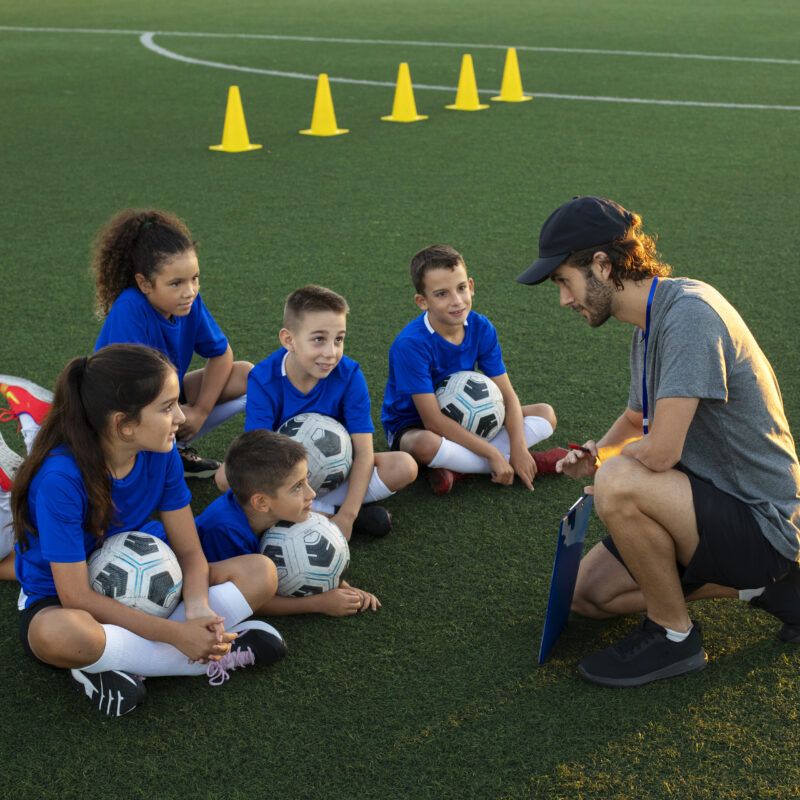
top-left (92, 208), bottom-right (253, 479)
top-left (381, 244), bottom-right (566, 495)
top-left (221, 285), bottom-right (417, 539)
top-left (198, 430), bottom-right (379, 616)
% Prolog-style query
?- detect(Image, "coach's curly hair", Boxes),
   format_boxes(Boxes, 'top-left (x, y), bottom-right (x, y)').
top-left (91, 208), bottom-right (195, 316)
top-left (566, 211), bottom-right (672, 289)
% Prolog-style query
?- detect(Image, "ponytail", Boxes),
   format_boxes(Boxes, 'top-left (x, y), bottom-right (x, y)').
top-left (12, 344), bottom-right (176, 550)
top-left (91, 208), bottom-right (195, 316)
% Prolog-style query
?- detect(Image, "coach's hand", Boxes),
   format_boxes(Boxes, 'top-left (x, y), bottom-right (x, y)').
top-left (556, 440), bottom-right (600, 485)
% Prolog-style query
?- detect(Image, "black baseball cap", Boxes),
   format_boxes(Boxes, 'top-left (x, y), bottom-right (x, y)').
top-left (516, 196), bottom-right (636, 285)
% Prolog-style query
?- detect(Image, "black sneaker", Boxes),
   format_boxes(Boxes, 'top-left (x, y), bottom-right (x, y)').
top-left (352, 505), bottom-right (393, 538)
top-left (70, 668), bottom-right (146, 716)
top-left (205, 621), bottom-right (287, 686)
top-left (179, 447), bottom-right (220, 479)
top-left (577, 616), bottom-right (708, 687)
top-left (749, 562), bottom-right (800, 643)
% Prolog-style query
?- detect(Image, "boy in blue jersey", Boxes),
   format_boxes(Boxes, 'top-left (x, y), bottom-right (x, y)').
top-left (198, 430), bottom-right (380, 616)
top-left (234, 286), bottom-right (417, 539)
top-left (381, 244), bottom-right (564, 495)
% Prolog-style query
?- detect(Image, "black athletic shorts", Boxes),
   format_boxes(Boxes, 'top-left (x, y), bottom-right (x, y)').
top-left (18, 595), bottom-right (62, 665)
top-left (388, 423), bottom-right (420, 452)
top-left (602, 464), bottom-right (793, 595)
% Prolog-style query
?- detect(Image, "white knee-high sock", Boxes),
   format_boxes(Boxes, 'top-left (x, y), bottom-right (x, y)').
top-left (169, 581), bottom-right (254, 625)
top-left (311, 468), bottom-right (393, 514)
top-left (83, 582), bottom-right (254, 677)
top-left (18, 413), bottom-right (41, 454)
top-left (427, 417), bottom-right (555, 473)
top-left (183, 395), bottom-right (247, 444)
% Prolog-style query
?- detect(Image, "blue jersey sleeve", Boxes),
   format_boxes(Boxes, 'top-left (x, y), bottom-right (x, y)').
top-left (157, 447), bottom-right (192, 512)
top-left (341, 365), bottom-right (375, 434)
top-left (192, 297), bottom-right (229, 360)
top-left (475, 318), bottom-right (506, 378)
top-left (245, 366), bottom-right (278, 432)
top-left (34, 471), bottom-right (92, 564)
top-left (391, 336), bottom-right (436, 396)
top-left (196, 492), bottom-right (260, 561)
top-left (95, 292), bottom-right (154, 353)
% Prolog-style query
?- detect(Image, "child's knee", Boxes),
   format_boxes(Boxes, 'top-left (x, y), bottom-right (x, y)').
top-left (30, 607), bottom-right (104, 665)
top-left (401, 430), bottom-right (441, 465)
top-left (378, 452), bottom-right (418, 490)
top-left (524, 403), bottom-right (557, 431)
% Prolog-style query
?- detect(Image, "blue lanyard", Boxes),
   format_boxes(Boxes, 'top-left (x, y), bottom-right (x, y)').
top-left (641, 277), bottom-right (659, 435)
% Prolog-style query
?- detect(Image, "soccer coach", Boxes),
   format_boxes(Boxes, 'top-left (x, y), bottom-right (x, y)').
top-left (517, 196), bottom-right (800, 687)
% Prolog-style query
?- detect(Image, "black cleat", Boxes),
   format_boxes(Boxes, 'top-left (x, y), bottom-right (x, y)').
top-left (205, 621), bottom-right (287, 686)
top-left (70, 669), bottom-right (147, 716)
top-left (179, 447), bottom-right (220, 479)
top-left (352, 505), bottom-right (393, 538)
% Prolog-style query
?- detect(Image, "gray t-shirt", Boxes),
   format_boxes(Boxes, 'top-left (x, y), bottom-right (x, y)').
top-left (628, 277), bottom-right (800, 561)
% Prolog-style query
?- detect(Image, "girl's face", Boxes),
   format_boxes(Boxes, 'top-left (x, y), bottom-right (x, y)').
top-left (119, 370), bottom-right (184, 453)
top-left (136, 249), bottom-right (199, 320)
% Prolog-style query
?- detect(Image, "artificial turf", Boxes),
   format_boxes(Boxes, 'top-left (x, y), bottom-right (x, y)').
top-left (1, 1), bottom-right (799, 797)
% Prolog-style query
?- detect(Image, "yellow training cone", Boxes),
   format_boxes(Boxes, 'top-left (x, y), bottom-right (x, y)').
top-left (491, 48), bottom-right (532, 102)
top-left (299, 74), bottom-right (349, 136)
top-left (445, 54), bottom-right (489, 111)
top-left (381, 62), bottom-right (427, 122)
top-left (209, 86), bottom-right (262, 153)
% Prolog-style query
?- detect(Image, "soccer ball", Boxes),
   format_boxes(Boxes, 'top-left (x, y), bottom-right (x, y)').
top-left (87, 531), bottom-right (183, 618)
top-left (434, 370), bottom-right (505, 440)
top-left (259, 512), bottom-right (350, 597)
top-left (278, 412), bottom-right (353, 496)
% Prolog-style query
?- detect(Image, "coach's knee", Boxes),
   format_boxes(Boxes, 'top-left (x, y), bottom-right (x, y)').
top-left (593, 455), bottom-right (644, 520)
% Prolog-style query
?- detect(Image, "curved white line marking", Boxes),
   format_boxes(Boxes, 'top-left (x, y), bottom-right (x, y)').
top-left (1, 25), bottom-right (799, 66)
top-left (140, 33), bottom-right (800, 111)
top-left (140, 33), bottom-right (455, 90)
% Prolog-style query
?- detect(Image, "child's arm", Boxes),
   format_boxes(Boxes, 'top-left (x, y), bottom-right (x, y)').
top-left (161, 505), bottom-right (236, 658)
top-left (256, 581), bottom-right (380, 617)
top-left (490, 373), bottom-right (535, 490)
top-left (412, 393), bottom-right (515, 484)
top-left (330, 432), bottom-right (374, 539)
top-left (179, 344), bottom-right (235, 440)
top-left (51, 559), bottom-right (232, 664)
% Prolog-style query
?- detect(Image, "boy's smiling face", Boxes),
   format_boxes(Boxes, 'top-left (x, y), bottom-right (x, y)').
top-left (280, 310), bottom-right (347, 386)
top-left (415, 263), bottom-right (474, 333)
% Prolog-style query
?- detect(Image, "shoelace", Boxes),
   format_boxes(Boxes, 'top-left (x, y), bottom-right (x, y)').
top-left (0, 409), bottom-right (21, 432)
top-left (206, 646), bottom-right (255, 686)
top-left (613, 618), bottom-right (660, 657)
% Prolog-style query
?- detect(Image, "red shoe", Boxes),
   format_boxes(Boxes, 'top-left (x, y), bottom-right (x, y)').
top-left (0, 376), bottom-right (53, 425)
top-left (532, 447), bottom-right (569, 475)
top-left (428, 468), bottom-right (467, 496)
top-left (0, 432), bottom-right (23, 492)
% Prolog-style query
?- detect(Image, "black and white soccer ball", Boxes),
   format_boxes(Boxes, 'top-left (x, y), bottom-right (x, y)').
top-left (434, 370), bottom-right (506, 440)
top-left (87, 531), bottom-right (183, 618)
top-left (278, 412), bottom-right (353, 496)
top-left (259, 512), bottom-right (350, 597)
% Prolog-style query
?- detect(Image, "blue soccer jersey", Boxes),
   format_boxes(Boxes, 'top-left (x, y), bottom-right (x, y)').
top-left (196, 490), bottom-right (260, 562)
top-left (381, 310), bottom-right (506, 441)
top-left (16, 445), bottom-right (192, 609)
top-left (95, 288), bottom-right (229, 389)
top-left (245, 349), bottom-right (375, 435)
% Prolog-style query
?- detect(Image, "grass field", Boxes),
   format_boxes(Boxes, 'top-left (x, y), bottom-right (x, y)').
top-left (1, 2), bottom-right (799, 798)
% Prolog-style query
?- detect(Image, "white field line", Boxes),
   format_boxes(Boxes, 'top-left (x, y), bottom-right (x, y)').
top-left (2, 25), bottom-right (799, 65)
top-left (3, 25), bottom-right (799, 110)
